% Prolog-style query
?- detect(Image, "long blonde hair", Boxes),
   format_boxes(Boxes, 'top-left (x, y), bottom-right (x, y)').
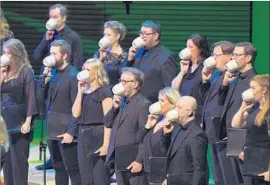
top-left (83, 58), bottom-right (109, 87)
top-left (3, 39), bottom-right (31, 79)
top-left (251, 74), bottom-right (270, 126)
top-left (0, 8), bottom-right (10, 39)
top-left (0, 116), bottom-right (8, 144)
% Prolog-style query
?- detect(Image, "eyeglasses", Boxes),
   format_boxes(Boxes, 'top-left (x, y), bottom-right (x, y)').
top-left (138, 32), bottom-right (156, 36)
top-left (119, 79), bottom-right (135, 84)
top-left (232, 53), bottom-right (246, 57)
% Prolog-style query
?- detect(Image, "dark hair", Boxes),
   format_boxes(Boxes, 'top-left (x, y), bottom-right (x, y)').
top-left (49, 4), bottom-right (68, 17)
top-left (141, 20), bottom-right (161, 40)
top-left (188, 34), bottom-right (210, 59)
top-left (235, 42), bottom-right (257, 63)
top-left (51, 40), bottom-right (71, 61)
top-left (121, 67), bottom-right (145, 87)
top-left (212, 41), bottom-right (235, 55)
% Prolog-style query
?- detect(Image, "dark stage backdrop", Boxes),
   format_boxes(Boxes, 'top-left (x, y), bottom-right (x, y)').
top-left (2, 1), bottom-right (251, 74)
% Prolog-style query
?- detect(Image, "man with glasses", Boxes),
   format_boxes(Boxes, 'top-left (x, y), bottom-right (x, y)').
top-left (126, 20), bottom-right (177, 103)
top-left (105, 67), bottom-right (151, 185)
top-left (195, 41), bottom-right (238, 185)
top-left (218, 42), bottom-right (257, 185)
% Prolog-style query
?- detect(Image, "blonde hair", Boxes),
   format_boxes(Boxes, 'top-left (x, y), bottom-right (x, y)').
top-left (251, 74), bottom-right (270, 126)
top-left (0, 8), bottom-right (10, 39)
top-left (0, 116), bottom-right (8, 144)
top-left (84, 58), bottom-right (109, 87)
top-left (159, 87), bottom-right (181, 106)
top-left (3, 39), bottom-right (31, 78)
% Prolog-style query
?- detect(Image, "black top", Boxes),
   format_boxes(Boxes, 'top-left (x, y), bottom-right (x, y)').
top-left (1, 64), bottom-right (38, 132)
top-left (244, 104), bottom-right (270, 149)
top-left (79, 86), bottom-right (113, 125)
top-left (34, 26), bottom-right (84, 70)
top-left (94, 49), bottom-right (127, 87)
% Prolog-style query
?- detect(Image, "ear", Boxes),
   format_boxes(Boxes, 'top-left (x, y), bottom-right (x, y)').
top-left (154, 32), bottom-right (159, 41)
top-left (262, 87), bottom-right (268, 96)
top-left (246, 55), bottom-right (252, 63)
top-left (62, 15), bottom-right (67, 22)
top-left (187, 109), bottom-right (193, 117)
top-left (116, 33), bottom-right (121, 41)
top-left (133, 81), bottom-right (139, 89)
top-left (62, 53), bottom-right (68, 61)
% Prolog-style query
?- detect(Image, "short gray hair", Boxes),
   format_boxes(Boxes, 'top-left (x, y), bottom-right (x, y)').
top-left (51, 40), bottom-right (71, 61)
top-left (49, 4), bottom-right (67, 17)
top-left (104, 21), bottom-right (127, 41)
top-left (121, 67), bottom-right (144, 87)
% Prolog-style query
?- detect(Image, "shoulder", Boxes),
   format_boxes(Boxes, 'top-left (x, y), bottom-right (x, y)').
top-left (158, 45), bottom-right (176, 64)
top-left (67, 26), bottom-right (81, 40)
top-left (98, 86), bottom-right (113, 98)
top-left (68, 65), bottom-right (79, 78)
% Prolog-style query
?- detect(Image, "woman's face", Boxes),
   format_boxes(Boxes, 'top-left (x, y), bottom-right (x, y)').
top-left (158, 94), bottom-right (174, 115)
top-left (250, 81), bottom-right (266, 102)
top-left (103, 28), bottom-right (120, 46)
top-left (186, 39), bottom-right (200, 59)
top-left (3, 47), bottom-right (12, 58)
top-left (82, 63), bottom-right (96, 83)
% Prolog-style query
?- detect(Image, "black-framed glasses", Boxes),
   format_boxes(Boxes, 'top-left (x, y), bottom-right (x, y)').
top-left (232, 53), bottom-right (246, 57)
top-left (138, 32), bottom-right (156, 36)
top-left (119, 79), bottom-right (135, 84)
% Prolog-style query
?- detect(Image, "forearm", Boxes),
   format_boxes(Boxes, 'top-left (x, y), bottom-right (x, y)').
top-left (103, 127), bottom-right (111, 147)
top-left (72, 93), bottom-right (83, 118)
top-left (171, 73), bottom-right (184, 90)
top-left (231, 109), bottom-right (247, 128)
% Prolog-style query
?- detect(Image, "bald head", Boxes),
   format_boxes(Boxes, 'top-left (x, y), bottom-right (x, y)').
top-left (177, 96), bottom-right (197, 112)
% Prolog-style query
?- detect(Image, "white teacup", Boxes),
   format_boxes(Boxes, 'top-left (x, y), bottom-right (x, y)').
top-left (166, 109), bottom-right (179, 122)
top-left (242, 89), bottom-right (254, 102)
top-left (226, 60), bottom-right (239, 73)
top-left (77, 70), bottom-right (90, 82)
top-left (43, 55), bottom-right (56, 67)
top-left (0, 55), bottom-right (10, 67)
top-left (46, 19), bottom-right (58, 31)
top-left (149, 102), bottom-right (162, 115)
top-left (132, 37), bottom-right (145, 49)
top-left (203, 56), bottom-right (216, 69)
top-left (179, 48), bottom-right (192, 60)
top-left (98, 37), bottom-right (110, 48)
top-left (112, 83), bottom-right (125, 96)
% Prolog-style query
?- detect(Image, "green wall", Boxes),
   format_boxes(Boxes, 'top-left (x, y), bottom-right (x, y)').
top-left (252, 1), bottom-right (270, 74)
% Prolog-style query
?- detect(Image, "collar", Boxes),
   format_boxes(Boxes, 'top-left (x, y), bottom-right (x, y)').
top-left (145, 42), bottom-right (161, 54)
top-left (56, 63), bottom-right (70, 73)
top-left (125, 91), bottom-right (140, 104)
top-left (54, 25), bottom-right (71, 36)
top-left (239, 68), bottom-right (256, 79)
top-left (179, 119), bottom-right (196, 130)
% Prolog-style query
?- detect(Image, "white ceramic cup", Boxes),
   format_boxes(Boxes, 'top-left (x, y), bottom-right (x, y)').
top-left (179, 48), bottom-right (192, 60)
top-left (46, 19), bottom-right (58, 31)
top-left (203, 56), bottom-right (216, 69)
top-left (149, 102), bottom-right (162, 115)
top-left (132, 37), bottom-right (145, 49)
top-left (77, 70), bottom-right (90, 82)
top-left (226, 60), bottom-right (239, 73)
top-left (112, 83), bottom-right (125, 96)
top-left (0, 55), bottom-right (10, 67)
top-left (166, 109), bottom-right (179, 122)
top-left (43, 55), bottom-right (56, 67)
top-left (98, 37), bottom-right (110, 48)
top-left (242, 89), bottom-right (254, 102)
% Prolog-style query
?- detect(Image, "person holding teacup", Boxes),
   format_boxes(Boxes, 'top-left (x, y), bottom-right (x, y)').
top-left (232, 74), bottom-right (270, 185)
top-left (94, 21), bottom-right (128, 87)
top-left (34, 4), bottom-right (84, 70)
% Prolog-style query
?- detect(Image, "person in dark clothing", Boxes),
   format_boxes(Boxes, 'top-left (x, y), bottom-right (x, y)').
top-left (161, 96), bottom-right (208, 185)
top-left (72, 58), bottom-right (113, 185)
top-left (1, 39), bottom-right (38, 185)
top-left (34, 4), bottom-right (84, 70)
top-left (138, 87), bottom-right (180, 183)
top-left (0, 8), bottom-right (14, 55)
top-left (126, 20), bottom-right (177, 103)
top-left (0, 116), bottom-right (8, 171)
top-left (232, 74), bottom-right (270, 185)
top-left (198, 41), bottom-right (238, 185)
top-left (218, 42), bottom-right (257, 185)
top-left (38, 40), bottom-right (81, 185)
top-left (94, 21), bottom-right (128, 87)
top-left (104, 67), bottom-right (151, 185)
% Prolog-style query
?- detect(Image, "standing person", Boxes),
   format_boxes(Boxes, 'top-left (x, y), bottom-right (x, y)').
top-left (94, 21), bottom-right (128, 87)
top-left (72, 58), bottom-right (113, 185)
top-left (232, 74), bottom-right (270, 185)
top-left (0, 116), bottom-right (8, 170)
top-left (0, 38), bottom-right (38, 185)
top-left (105, 67), bottom-right (151, 185)
top-left (34, 4), bottom-right (84, 70)
top-left (0, 8), bottom-right (14, 55)
top-left (39, 40), bottom-right (81, 185)
top-left (126, 20), bottom-right (177, 103)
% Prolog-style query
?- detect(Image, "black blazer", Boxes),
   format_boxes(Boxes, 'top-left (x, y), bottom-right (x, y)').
top-left (105, 93), bottom-right (151, 164)
top-left (161, 120), bottom-right (208, 185)
top-left (126, 43), bottom-right (177, 102)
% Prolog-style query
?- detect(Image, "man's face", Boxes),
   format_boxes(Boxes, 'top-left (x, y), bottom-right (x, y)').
top-left (119, 72), bottom-right (138, 97)
top-left (175, 101), bottom-right (190, 124)
top-left (232, 47), bottom-right (250, 70)
top-left (213, 46), bottom-right (232, 71)
top-left (139, 26), bottom-right (158, 48)
top-left (49, 8), bottom-right (66, 29)
top-left (50, 46), bottom-right (65, 68)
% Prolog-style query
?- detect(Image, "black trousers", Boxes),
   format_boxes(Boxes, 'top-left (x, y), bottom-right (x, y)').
top-left (115, 169), bottom-right (148, 185)
top-left (3, 131), bottom-right (33, 185)
top-left (47, 139), bottom-right (81, 185)
top-left (77, 125), bottom-right (110, 185)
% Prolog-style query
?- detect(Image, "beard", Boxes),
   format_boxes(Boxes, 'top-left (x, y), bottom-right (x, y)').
top-left (54, 58), bottom-right (65, 68)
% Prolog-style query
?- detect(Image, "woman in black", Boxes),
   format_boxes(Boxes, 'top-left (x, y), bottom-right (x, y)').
top-left (94, 20), bottom-right (127, 87)
top-left (72, 58), bottom-right (113, 185)
top-left (232, 74), bottom-right (270, 185)
top-left (139, 87), bottom-right (180, 184)
top-left (0, 39), bottom-right (37, 185)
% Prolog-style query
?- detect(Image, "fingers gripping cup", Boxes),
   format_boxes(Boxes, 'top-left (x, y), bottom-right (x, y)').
top-left (226, 60), bottom-right (239, 73)
top-left (46, 19), bottom-right (58, 31)
top-left (112, 83), bottom-right (125, 96)
top-left (203, 56), bottom-right (216, 69)
top-left (242, 89), bottom-right (254, 102)
top-left (166, 109), bottom-right (179, 122)
top-left (77, 70), bottom-right (90, 82)
top-left (149, 102), bottom-right (162, 115)
top-left (98, 37), bottom-right (110, 48)
top-left (0, 55), bottom-right (10, 67)
top-left (43, 55), bottom-right (56, 67)
top-left (179, 48), bottom-right (192, 60)
top-left (132, 37), bottom-right (145, 49)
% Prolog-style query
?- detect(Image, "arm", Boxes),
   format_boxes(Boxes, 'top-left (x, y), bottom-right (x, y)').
top-left (33, 33), bottom-right (50, 61)
top-left (171, 72), bottom-right (185, 90)
top-left (102, 97), bottom-right (113, 148)
top-left (162, 54), bottom-right (178, 87)
top-left (191, 132), bottom-right (208, 185)
top-left (72, 83), bottom-right (84, 118)
top-left (231, 101), bottom-right (251, 128)
top-left (71, 34), bottom-right (84, 70)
